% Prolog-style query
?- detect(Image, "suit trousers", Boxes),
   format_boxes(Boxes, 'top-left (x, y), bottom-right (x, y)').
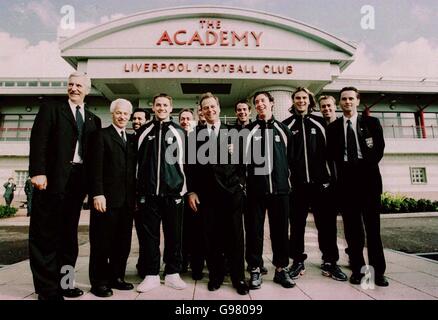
top-left (246, 193), bottom-right (289, 269)
top-left (133, 207), bottom-right (147, 276)
top-left (337, 161), bottom-right (386, 276)
top-left (200, 188), bottom-right (245, 285)
top-left (29, 165), bottom-right (85, 296)
top-left (89, 203), bottom-right (133, 286)
top-left (139, 195), bottom-right (184, 275)
top-left (289, 183), bottom-right (340, 263)
top-left (181, 197), bottom-right (205, 273)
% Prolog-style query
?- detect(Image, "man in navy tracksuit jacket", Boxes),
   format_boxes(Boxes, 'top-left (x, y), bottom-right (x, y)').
top-left (136, 94), bottom-right (188, 293)
top-left (283, 87), bottom-right (347, 282)
top-left (245, 91), bottom-right (295, 290)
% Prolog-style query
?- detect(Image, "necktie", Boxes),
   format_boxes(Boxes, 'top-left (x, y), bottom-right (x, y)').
top-left (346, 119), bottom-right (358, 163)
top-left (76, 106), bottom-right (84, 158)
top-left (210, 125), bottom-right (217, 139)
top-left (120, 130), bottom-right (126, 144)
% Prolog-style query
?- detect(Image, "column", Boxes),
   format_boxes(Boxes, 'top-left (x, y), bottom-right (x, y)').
top-left (253, 87), bottom-right (295, 122)
top-left (418, 110), bottom-right (426, 139)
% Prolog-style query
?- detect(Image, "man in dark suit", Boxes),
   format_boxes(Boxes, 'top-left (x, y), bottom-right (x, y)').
top-left (179, 108), bottom-right (206, 280)
top-left (187, 92), bottom-right (249, 295)
top-left (28, 72), bottom-right (101, 300)
top-left (130, 107), bottom-right (150, 279)
top-left (87, 98), bottom-right (136, 297)
top-left (327, 86), bottom-right (388, 287)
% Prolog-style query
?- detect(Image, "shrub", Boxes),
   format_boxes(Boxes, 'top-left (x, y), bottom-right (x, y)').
top-left (380, 193), bottom-right (438, 213)
top-left (0, 205), bottom-right (18, 218)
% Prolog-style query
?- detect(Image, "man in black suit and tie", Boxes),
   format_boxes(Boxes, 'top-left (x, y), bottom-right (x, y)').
top-left (327, 87), bottom-right (389, 287)
top-left (87, 98), bottom-right (136, 297)
top-left (130, 107), bottom-right (150, 279)
top-left (187, 92), bottom-right (249, 295)
top-left (28, 72), bottom-right (101, 300)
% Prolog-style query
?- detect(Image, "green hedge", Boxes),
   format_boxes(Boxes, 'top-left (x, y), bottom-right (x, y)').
top-left (381, 192), bottom-right (438, 213)
top-left (0, 205), bottom-right (18, 218)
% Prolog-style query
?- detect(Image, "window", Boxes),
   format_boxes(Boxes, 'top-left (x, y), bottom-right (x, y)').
top-left (15, 170), bottom-right (29, 187)
top-left (410, 167), bottom-right (427, 184)
top-left (0, 114), bottom-right (36, 141)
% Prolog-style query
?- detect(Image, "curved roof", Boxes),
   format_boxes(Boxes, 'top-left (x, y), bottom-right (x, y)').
top-left (60, 5), bottom-right (356, 69)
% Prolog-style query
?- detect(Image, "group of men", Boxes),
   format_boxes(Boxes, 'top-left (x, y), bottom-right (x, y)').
top-left (28, 72), bottom-right (388, 300)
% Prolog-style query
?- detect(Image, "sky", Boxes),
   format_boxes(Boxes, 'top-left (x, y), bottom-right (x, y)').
top-left (0, 0), bottom-right (437, 78)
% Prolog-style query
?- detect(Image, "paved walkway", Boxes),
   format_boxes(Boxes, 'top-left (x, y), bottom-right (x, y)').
top-left (0, 210), bottom-right (437, 300)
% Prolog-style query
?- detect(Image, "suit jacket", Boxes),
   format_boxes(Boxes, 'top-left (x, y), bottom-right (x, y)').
top-left (88, 125), bottom-right (137, 209)
top-left (327, 115), bottom-right (385, 195)
top-left (186, 123), bottom-right (245, 196)
top-left (29, 101), bottom-right (101, 193)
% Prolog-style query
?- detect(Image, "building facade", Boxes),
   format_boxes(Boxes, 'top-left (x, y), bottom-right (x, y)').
top-left (0, 6), bottom-right (437, 200)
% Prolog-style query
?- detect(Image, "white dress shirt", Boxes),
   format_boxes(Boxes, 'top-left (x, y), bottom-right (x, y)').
top-left (207, 121), bottom-right (220, 137)
top-left (112, 124), bottom-right (126, 142)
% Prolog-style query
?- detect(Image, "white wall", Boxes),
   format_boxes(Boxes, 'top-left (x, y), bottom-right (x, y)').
top-left (381, 154), bottom-right (438, 200)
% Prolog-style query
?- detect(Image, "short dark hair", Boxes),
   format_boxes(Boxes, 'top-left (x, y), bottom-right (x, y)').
top-left (178, 108), bottom-right (194, 121)
top-left (234, 99), bottom-right (251, 112)
top-left (252, 91), bottom-right (274, 105)
top-left (153, 93), bottom-right (173, 106)
top-left (132, 108), bottom-right (151, 121)
top-left (340, 87), bottom-right (360, 99)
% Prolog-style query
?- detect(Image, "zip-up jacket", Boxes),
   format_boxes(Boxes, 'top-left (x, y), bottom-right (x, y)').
top-left (282, 113), bottom-right (331, 186)
top-left (137, 119), bottom-right (187, 197)
top-left (245, 116), bottom-right (292, 196)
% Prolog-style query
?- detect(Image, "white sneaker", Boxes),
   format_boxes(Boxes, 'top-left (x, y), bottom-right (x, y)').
top-left (137, 275), bottom-right (161, 293)
top-left (164, 273), bottom-right (187, 290)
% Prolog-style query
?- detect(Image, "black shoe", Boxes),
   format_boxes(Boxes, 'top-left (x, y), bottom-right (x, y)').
top-left (375, 275), bottom-right (389, 287)
top-left (110, 278), bottom-right (134, 290)
top-left (61, 287), bottom-right (84, 298)
top-left (288, 262), bottom-right (305, 279)
top-left (233, 280), bottom-right (249, 295)
top-left (249, 268), bottom-right (262, 290)
top-left (349, 273), bottom-right (364, 285)
top-left (274, 269), bottom-right (296, 288)
top-left (38, 294), bottom-right (64, 301)
top-left (207, 280), bottom-right (221, 291)
top-left (90, 285), bottom-right (113, 298)
top-left (321, 262), bottom-right (348, 281)
top-left (192, 271), bottom-right (204, 281)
